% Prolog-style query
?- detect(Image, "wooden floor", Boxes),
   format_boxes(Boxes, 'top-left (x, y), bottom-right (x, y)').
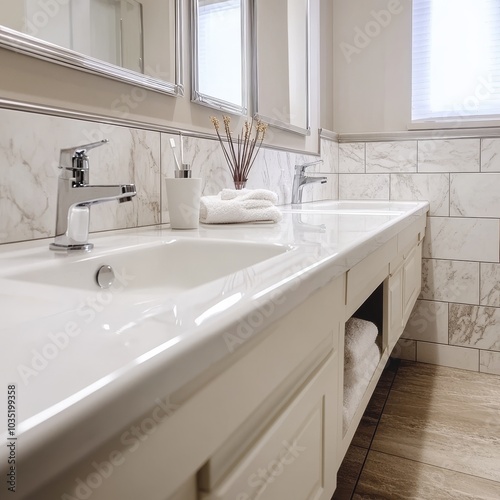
top-left (332, 359), bottom-right (500, 500)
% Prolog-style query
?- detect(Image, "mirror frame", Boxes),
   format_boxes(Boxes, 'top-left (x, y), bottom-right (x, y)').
top-left (0, 0), bottom-right (184, 96)
top-left (191, 0), bottom-right (248, 115)
top-left (252, 0), bottom-right (311, 136)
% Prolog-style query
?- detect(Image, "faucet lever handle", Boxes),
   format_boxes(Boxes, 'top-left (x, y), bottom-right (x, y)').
top-left (295, 159), bottom-right (324, 173)
top-left (59, 139), bottom-right (109, 170)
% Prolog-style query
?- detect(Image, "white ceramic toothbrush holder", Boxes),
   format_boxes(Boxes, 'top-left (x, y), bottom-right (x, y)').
top-left (165, 172), bottom-right (202, 229)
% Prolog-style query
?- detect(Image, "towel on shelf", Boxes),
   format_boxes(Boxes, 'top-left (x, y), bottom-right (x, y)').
top-left (344, 317), bottom-right (379, 366)
top-left (220, 188), bottom-right (279, 205)
top-left (343, 375), bottom-right (370, 432)
top-left (199, 195), bottom-right (282, 224)
top-left (343, 341), bottom-right (381, 431)
top-left (343, 342), bottom-right (381, 394)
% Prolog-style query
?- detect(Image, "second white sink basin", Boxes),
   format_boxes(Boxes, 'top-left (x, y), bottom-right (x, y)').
top-left (7, 238), bottom-right (292, 296)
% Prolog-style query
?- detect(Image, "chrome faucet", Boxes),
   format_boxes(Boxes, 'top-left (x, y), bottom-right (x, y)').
top-left (291, 160), bottom-right (327, 204)
top-left (50, 140), bottom-right (137, 252)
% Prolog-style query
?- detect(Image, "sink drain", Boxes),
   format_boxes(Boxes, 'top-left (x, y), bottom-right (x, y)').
top-left (96, 265), bottom-right (115, 289)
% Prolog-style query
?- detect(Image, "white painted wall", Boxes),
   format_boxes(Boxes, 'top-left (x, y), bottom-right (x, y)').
top-left (0, 2), bottom-right (25, 32)
top-left (333, 0), bottom-right (412, 133)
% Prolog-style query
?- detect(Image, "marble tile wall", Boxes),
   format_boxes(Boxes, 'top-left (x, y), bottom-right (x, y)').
top-left (340, 137), bottom-right (500, 375)
top-left (0, 107), bottom-right (338, 245)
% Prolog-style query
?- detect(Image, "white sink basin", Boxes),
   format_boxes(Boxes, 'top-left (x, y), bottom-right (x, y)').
top-left (6, 238), bottom-right (292, 296)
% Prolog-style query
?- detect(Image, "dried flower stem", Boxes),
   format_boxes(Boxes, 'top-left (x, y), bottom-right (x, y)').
top-left (210, 115), bottom-right (267, 183)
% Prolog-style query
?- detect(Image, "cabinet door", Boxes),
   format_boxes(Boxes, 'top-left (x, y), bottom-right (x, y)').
top-left (402, 242), bottom-right (422, 324)
top-left (199, 355), bottom-right (338, 500)
top-left (388, 266), bottom-right (403, 350)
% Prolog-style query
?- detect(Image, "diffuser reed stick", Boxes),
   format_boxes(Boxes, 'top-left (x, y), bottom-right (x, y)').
top-left (210, 115), bottom-right (267, 187)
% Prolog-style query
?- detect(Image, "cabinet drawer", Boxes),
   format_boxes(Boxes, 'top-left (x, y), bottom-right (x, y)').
top-left (397, 214), bottom-right (426, 255)
top-left (402, 242), bottom-right (422, 323)
top-left (346, 237), bottom-right (396, 317)
top-left (199, 355), bottom-right (338, 500)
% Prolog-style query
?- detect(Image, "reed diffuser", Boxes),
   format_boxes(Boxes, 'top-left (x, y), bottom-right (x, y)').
top-left (210, 115), bottom-right (268, 189)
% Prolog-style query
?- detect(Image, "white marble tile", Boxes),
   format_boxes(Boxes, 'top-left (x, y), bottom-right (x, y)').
top-left (420, 259), bottom-right (479, 305)
top-left (301, 174), bottom-right (338, 203)
top-left (481, 138), bottom-right (500, 172)
top-left (0, 108), bottom-right (160, 244)
top-left (416, 342), bottom-right (479, 372)
top-left (391, 339), bottom-right (417, 361)
top-left (320, 137), bottom-right (339, 174)
top-left (390, 173), bottom-right (449, 216)
top-left (480, 350), bottom-right (500, 376)
top-left (402, 300), bottom-right (449, 344)
top-left (480, 263), bottom-right (500, 307)
top-left (88, 127), bottom-right (161, 232)
top-left (423, 217), bottom-right (499, 262)
top-left (339, 143), bottom-right (365, 173)
top-left (449, 304), bottom-right (500, 352)
top-left (339, 174), bottom-right (390, 200)
top-left (418, 139), bottom-right (480, 173)
top-left (366, 141), bottom-right (417, 173)
top-left (450, 173), bottom-right (500, 217)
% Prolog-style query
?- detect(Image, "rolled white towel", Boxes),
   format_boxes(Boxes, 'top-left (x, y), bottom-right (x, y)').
top-left (220, 188), bottom-right (279, 205)
top-left (344, 317), bottom-right (378, 366)
top-left (199, 196), bottom-right (282, 224)
top-left (343, 342), bottom-right (381, 392)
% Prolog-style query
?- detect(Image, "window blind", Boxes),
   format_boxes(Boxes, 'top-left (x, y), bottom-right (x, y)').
top-left (412, 0), bottom-right (500, 122)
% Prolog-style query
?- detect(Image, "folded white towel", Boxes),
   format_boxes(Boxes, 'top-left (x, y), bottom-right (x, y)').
top-left (343, 342), bottom-right (381, 392)
top-left (343, 376), bottom-right (369, 432)
top-left (343, 342), bottom-right (381, 431)
top-left (220, 188), bottom-right (279, 205)
top-left (344, 317), bottom-right (379, 366)
top-left (199, 196), bottom-right (282, 224)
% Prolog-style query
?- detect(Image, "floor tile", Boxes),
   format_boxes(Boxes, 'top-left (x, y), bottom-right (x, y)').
top-left (371, 375), bottom-right (500, 482)
top-left (353, 450), bottom-right (500, 499)
top-left (332, 446), bottom-right (367, 500)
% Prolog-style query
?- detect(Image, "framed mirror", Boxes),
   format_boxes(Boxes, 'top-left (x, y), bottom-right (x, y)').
top-left (253, 0), bottom-right (310, 135)
top-left (191, 0), bottom-right (248, 115)
top-left (0, 0), bottom-right (183, 96)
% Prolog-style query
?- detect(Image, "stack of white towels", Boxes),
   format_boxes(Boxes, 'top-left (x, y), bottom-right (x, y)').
top-left (199, 188), bottom-right (282, 224)
top-left (343, 317), bottom-right (381, 431)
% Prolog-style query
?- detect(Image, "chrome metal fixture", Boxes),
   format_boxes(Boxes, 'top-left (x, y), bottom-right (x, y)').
top-left (50, 140), bottom-right (136, 252)
top-left (291, 159), bottom-right (326, 205)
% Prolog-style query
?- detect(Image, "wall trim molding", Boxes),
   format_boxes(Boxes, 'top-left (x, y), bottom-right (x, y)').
top-left (0, 98), bottom-right (320, 157)
top-left (339, 127), bottom-right (500, 143)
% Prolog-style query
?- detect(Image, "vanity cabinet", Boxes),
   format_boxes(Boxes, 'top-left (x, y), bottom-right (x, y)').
top-left (199, 354), bottom-right (338, 500)
top-left (26, 209), bottom-right (427, 500)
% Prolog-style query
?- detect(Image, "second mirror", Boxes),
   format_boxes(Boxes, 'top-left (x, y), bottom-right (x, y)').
top-left (192, 0), bottom-right (248, 114)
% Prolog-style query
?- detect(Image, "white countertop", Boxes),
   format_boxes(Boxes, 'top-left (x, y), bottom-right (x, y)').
top-left (0, 200), bottom-right (429, 495)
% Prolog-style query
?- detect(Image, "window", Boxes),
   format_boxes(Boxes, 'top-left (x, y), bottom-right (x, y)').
top-left (412, 0), bottom-right (500, 122)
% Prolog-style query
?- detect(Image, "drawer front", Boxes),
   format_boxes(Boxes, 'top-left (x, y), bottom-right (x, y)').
top-left (199, 355), bottom-right (338, 500)
top-left (403, 242), bottom-right (422, 323)
top-left (398, 214), bottom-right (426, 256)
top-left (346, 237), bottom-right (397, 317)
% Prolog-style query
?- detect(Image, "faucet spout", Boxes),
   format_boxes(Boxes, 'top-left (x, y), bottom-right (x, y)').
top-left (69, 184), bottom-right (137, 207)
top-left (291, 160), bottom-right (327, 205)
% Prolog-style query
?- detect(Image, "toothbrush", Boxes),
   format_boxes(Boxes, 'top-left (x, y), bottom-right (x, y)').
top-left (169, 138), bottom-right (181, 170)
